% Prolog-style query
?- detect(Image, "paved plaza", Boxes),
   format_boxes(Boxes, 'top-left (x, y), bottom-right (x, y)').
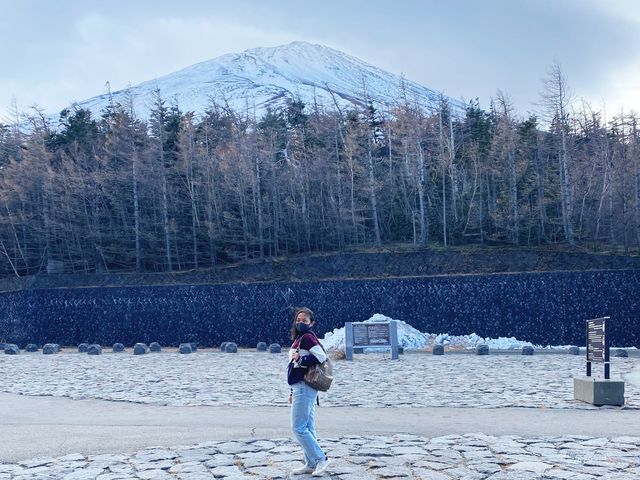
top-left (0, 350), bottom-right (638, 409)
top-left (1, 350), bottom-right (639, 479)
top-left (1, 433), bottom-right (639, 479)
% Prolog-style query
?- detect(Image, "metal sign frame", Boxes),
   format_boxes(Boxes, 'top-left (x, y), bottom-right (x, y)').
top-left (344, 321), bottom-right (399, 360)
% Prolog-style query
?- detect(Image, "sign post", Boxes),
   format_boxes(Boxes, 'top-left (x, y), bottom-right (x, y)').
top-left (345, 321), bottom-right (399, 360)
top-left (574, 315), bottom-right (624, 406)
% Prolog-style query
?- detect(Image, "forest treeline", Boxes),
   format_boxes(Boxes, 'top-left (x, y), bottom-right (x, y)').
top-left (0, 63), bottom-right (638, 276)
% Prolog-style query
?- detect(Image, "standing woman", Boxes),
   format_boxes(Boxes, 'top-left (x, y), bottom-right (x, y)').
top-left (288, 307), bottom-right (331, 476)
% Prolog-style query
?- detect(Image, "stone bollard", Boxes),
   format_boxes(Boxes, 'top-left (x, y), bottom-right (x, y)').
top-left (432, 344), bottom-right (444, 355)
top-left (78, 343), bottom-right (89, 353)
top-left (133, 343), bottom-right (149, 355)
top-left (149, 342), bottom-right (162, 353)
top-left (568, 346), bottom-right (580, 355)
top-left (613, 349), bottom-right (629, 358)
top-left (476, 344), bottom-right (489, 355)
top-left (225, 342), bottom-right (238, 353)
top-left (522, 346), bottom-right (534, 356)
top-left (43, 343), bottom-right (59, 355)
top-left (220, 342), bottom-right (229, 352)
top-left (269, 343), bottom-right (282, 353)
top-left (256, 342), bottom-right (267, 352)
top-left (112, 343), bottom-right (125, 353)
top-left (190, 343), bottom-right (198, 352)
top-left (25, 344), bottom-right (39, 352)
top-left (179, 343), bottom-right (193, 354)
top-left (87, 344), bottom-right (102, 355)
top-left (4, 344), bottom-right (20, 355)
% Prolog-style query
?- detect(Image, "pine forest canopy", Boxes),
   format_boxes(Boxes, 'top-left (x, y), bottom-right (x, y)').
top-left (0, 61), bottom-right (639, 277)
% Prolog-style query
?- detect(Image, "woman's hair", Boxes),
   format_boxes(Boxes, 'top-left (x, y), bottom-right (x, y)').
top-left (290, 306), bottom-right (315, 340)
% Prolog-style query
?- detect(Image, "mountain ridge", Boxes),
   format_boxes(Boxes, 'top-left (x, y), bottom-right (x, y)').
top-left (72, 41), bottom-right (462, 119)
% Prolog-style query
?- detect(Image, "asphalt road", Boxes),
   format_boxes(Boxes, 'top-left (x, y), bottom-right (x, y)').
top-left (2, 391), bottom-right (638, 463)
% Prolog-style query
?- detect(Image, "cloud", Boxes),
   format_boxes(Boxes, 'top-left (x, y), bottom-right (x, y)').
top-left (1, 12), bottom-right (298, 118)
top-left (2, 0), bottom-right (640, 121)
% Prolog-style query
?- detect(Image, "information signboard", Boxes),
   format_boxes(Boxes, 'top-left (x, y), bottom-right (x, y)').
top-left (586, 317), bottom-right (606, 363)
top-left (345, 321), bottom-right (399, 360)
top-left (585, 316), bottom-right (610, 379)
top-left (352, 323), bottom-right (391, 346)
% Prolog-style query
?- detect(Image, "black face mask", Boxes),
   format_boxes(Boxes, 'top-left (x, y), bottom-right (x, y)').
top-left (296, 323), bottom-right (311, 334)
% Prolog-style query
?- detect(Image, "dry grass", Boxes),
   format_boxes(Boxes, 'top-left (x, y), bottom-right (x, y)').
top-left (328, 349), bottom-right (346, 361)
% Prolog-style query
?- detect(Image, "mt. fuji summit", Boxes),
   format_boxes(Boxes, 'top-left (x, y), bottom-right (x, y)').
top-left (72, 41), bottom-right (462, 119)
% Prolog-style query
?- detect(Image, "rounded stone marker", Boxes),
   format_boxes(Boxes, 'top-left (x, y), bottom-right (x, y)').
top-left (568, 346), bottom-right (580, 355)
top-left (220, 342), bottom-right (229, 352)
top-left (225, 342), bottom-right (238, 353)
top-left (269, 343), bottom-right (282, 353)
top-left (149, 342), bottom-right (162, 353)
top-left (43, 343), bottom-right (59, 355)
top-left (476, 344), bottom-right (489, 355)
top-left (613, 349), bottom-right (628, 358)
top-left (87, 344), bottom-right (102, 355)
top-left (78, 343), bottom-right (89, 353)
top-left (522, 346), bottom-right (534, 355)
top-left (179, 343), bottom-right (193, 354)
top-left (4, 344), bottom-right (20, 355)
top-left (256, 342), bottom-right (267, 352)
top-left (112, 343), bottom-right (125, 353)
top-left (190, 342), bottom-right (198, 352)
top-left (432, 344), bottom-right (444, 355)
top-left (133, 343), bottom-right (149, 355)
top-left (25, 344), bottom-right (39, 352)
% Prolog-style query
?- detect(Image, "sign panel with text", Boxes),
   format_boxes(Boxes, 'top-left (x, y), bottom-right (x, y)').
top-left (345, 321), bottom-right (399, 360)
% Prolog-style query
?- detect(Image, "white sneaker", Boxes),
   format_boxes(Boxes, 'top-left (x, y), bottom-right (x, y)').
top-left (291, 464), bottom-right (315, 475)
top-left (311, 458), bottom-right (331, 477)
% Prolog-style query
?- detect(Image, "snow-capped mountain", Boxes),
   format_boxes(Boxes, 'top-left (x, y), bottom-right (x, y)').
top-left (75, 41), bottom-right (462, 119)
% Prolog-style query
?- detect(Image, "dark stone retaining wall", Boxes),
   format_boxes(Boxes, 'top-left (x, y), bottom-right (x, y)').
top-left (0, 270), bottom-right (638, 347)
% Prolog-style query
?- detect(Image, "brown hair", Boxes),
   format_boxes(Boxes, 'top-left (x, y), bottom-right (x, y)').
top-left (290, 306), bottom-right (316, 340)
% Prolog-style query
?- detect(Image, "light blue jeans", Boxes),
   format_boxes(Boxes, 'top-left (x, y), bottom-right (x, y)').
top-left (291, 381), bottom-right (325, 467)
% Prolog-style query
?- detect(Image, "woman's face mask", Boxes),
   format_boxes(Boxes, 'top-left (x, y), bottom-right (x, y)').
top-left (296, 322), bottom-right (311, 334)
top-left (295, 313), bottom-right (313, 334)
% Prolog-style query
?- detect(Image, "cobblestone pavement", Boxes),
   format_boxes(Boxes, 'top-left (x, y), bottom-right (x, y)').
top-left (1, 433), bottom-right (639, 479)
top-left (0, 351), bottom-right (638, 409)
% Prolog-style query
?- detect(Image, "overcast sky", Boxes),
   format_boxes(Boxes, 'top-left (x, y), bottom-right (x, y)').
top-left (1, 0), bottom-right (639, 121)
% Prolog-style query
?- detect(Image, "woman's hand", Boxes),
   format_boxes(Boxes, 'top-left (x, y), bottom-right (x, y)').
top-left (292, 352), bottom-right (300, 361)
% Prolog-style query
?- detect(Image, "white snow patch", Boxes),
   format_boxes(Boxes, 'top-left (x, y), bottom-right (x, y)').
top-left (322, 313), bottom-right (429, 352)
top-left (319, 312), bottom-right (618, 352)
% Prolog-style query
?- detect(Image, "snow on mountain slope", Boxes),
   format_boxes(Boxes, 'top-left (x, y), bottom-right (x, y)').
top-left (73, 41), bottom-right (462, 120)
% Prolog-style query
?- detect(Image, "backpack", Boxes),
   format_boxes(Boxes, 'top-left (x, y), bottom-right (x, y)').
top-left (303, 338), bottom-right (334, 392)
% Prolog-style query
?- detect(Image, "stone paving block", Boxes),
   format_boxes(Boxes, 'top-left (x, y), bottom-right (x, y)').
top-left (207, 465), bottom-right (243, 477)
top-left (203, 454), bottom-right (236, 467)
top-left (442, 466), bottom-right (485, 479)
top-left (243, 466), bottom-right (288, 478)
top-left (412, 460), bottom-right (450, 470)
top-left (487, 471), bottom-right (542, 480)
top-left (335, 474), bottom-right (377, 480)
top-left (136, 469), bottom-right (174, 480)
top-left (411, 470), bottom-right (451, 480)
top-left (370, 466), bottom-right (412, 478)
top-left (62, 467), bottom-right (107, 479)
top-left (508, 461), bottom-right (553, 474)
top-left (19, 456), bottom-right (55, 468)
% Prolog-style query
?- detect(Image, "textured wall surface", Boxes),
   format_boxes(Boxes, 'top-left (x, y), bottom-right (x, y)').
top-left (0, 270), bottom-right (638, 347)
